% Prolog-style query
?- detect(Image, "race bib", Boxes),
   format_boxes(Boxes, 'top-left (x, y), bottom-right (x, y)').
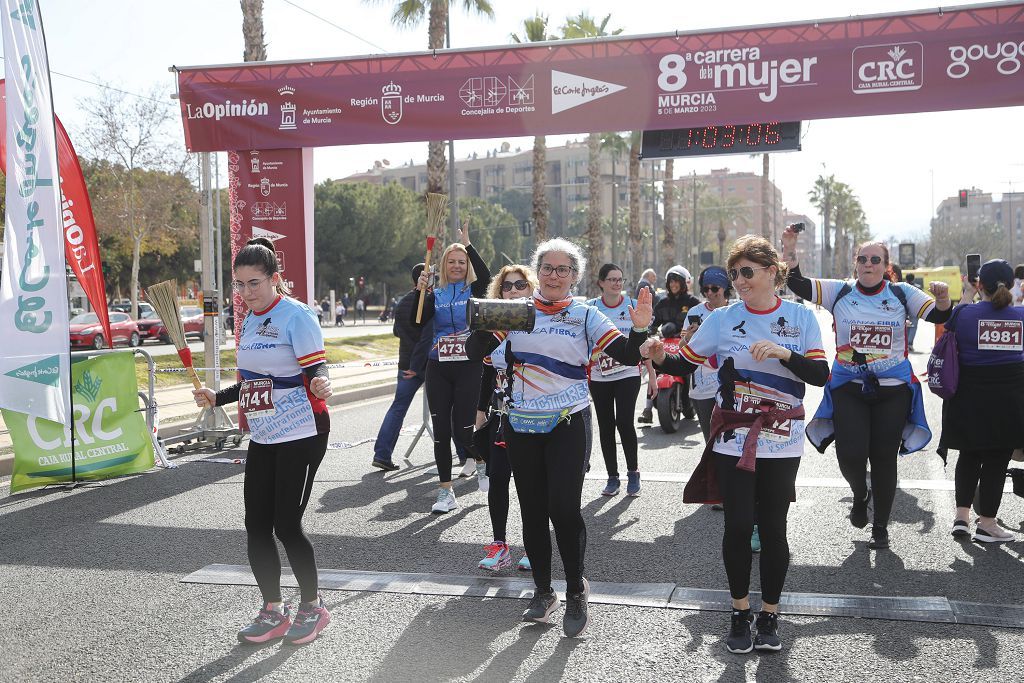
top-left (239, 378), bottom-right (275, 418)
top-left (849, 323), bottom-right (894, 355)
top-left (978, 320), bottom-right (1024, 351)
top-left (736, 394), bottom-right (792, 441)
top-left (598, 353), bottom-right (628, 377)
top-left (438, 332), bottom-right (470, 361)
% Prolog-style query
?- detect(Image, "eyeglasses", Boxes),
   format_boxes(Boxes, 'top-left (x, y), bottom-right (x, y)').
top-left (231, 276), bottom-right (271, 292)
top-left (728, 265), bottom-right (770, 281)
top-left (856, 255), bottom-right (883, 265)
top-left (602, 277), bottom-right (624, 284)
top-left (701, 285), bottom-right (721, 294)
top-left (501, 280), bottom-right (530, 292)
top-left (539, 264), bottom-right (577, 278)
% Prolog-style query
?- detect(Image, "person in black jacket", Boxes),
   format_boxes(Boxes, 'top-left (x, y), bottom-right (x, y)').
top-left (640, 265), bottom-right (701, 423)
top-left (371, 264), bottom-right (432, 471)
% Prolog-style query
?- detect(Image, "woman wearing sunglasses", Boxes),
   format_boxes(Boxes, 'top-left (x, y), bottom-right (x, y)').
top-left (685, 266), bottom-right (734, 440)
top-left (415, 220), bottom-right (491, 514)
top-left (467, 238), bottom-right (652, 638)
top-left (473, 265), bottom-right (539, 573)
top-left (641, 235), bottom-right (829, 654)
top-left (587, 263), bottom-right (658, 497)
top-left (782, 229), bottom-right (952, 551)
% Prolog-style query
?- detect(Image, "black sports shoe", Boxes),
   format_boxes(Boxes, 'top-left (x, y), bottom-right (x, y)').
top-left (850, 489), bottom-right (872, 529)
top-left (522, 588), bottom-right (559, 623)
top-left (868, 525), bottom-right (890, 549)
top-left (563, 579), bottom-right (590, 638)
top-left (951, 519), bottom-right (971, 538)
top-left (753, 611), bottom-right (782, 651)
top-left (726, 609), bottom-right (754, 654)
top-left (372, 459), bottom-right (400, 472)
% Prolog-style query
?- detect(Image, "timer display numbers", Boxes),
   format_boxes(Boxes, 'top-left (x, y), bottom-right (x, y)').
top-left (641, 121), bottom-right (801, 159)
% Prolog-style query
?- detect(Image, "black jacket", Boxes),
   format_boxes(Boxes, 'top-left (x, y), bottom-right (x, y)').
top-left (652, 291), bottom-right (701, 332)
top-left (393, 288), bottom-right (431, 373)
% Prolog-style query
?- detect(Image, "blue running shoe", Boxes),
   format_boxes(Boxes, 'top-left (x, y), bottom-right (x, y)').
top-left (238, 603), bottom-right (292, 644)
top-left (284, 595), bottom-right (331, 645)
top-left (626, 471), bottom-right (641, 497)
top-left (601, 478), bottom-right (620, 496)
top-left (479, 541), bottom-right (512, 571)
top-left (517, 554), bottom-right (531, 572)
top-left (751, 525), bottom-right (761, 553)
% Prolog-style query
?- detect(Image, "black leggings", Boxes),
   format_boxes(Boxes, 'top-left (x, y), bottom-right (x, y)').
top-left (425, 358), bottom-right (482, 483)
top-left (713, 452), bottom-right (800, 605)
top-left (506, 413), bottom-right (587, 594)
top-left (244, 433), bottom-right (328, 604)
top-left (955, 448), bottom-right (1013, 518)
top-left (831, 382), bottom-right (911, 528)
top-left (693, 397), bottom-right (716, 442)
top-left (486, 421), bottom-right (512, 542)
top-left (589, 376), bottom-right (641, 477)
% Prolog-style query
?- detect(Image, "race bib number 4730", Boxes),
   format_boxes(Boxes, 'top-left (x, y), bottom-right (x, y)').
top-left (438, 333), bottom-right (470, 361)
top-left (978, 320), bottom-right (1023, 351)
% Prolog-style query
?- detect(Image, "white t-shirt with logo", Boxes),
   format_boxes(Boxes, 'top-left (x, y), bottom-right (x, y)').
top-left (683, 301), bottom-right (720, 401)
top-left (586, 295), bottom-right (641, 382)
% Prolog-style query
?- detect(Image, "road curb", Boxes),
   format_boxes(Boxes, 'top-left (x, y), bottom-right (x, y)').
top-left (0, 380), bottom-right (397, 478)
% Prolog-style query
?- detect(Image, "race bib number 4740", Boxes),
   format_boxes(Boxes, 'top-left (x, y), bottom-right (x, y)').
top-left (978, 320), bottom-right (1023, 351)
top-left (849, 323), bottom-right (893, 355)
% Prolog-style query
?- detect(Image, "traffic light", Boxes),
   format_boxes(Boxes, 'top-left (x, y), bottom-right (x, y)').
top-left (958, 189), bottom-right (969, 208)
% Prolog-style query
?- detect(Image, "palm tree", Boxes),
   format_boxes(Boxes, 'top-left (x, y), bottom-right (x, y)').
top-left (241, 0), bottom-right (266, 61)
top-left (627, 130), bottom-right (643, 282)
top-left (761, 153), bottom-right (771, 238)
top-left (809, 174), bottom-right (838, 277)
top-left (562, 13), bottom-right (622, 293)
top-left (599, 132), bottom-right (628, 264)
top-left (511, 14), bottom-right (556, 242)
top-left (701, 193), bottom-right (746, 264)
top-left (662, 158), bottom-right (675, 274)
top-left (370, 1), bottom-right (495, 194)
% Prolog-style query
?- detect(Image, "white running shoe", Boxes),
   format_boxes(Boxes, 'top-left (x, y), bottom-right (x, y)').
top-left (476, 461), bottom-right (490, 493)
top-left (431, 487), bottom-right (458, 514)
top-left (973, 522), bottom-right (1015, 543)
top-left (459, 459), bottom-right (477, 478)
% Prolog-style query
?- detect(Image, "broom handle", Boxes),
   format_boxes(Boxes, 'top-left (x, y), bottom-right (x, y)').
top-left (187, 365), bottom-right (203, 391)
top-left (415, 246), bottom-right (433, 324)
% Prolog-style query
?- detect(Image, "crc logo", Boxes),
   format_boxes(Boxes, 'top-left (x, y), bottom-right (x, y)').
top-left (947, 40), bottom-right (1024, 79)
top-left (852, 42), bottom-right (923, 94)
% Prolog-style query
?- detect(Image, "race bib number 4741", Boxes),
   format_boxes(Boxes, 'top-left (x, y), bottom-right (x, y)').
top-left (239, 379), bottom-right (275, 418)
top-left (978, 320), bottom-right (1023, 351)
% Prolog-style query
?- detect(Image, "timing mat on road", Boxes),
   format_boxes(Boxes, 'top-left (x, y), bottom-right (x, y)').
top-left (182, 564), bottom-right (1024, 629)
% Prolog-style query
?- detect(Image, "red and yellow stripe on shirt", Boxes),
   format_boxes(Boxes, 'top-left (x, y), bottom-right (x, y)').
top-left (594, 328), bottom-right (620, 353)
top-left (297, 350), bottom-right (327, 368)
top-left (679, 344), bottom-right (709, 365)
top-left (804, 348), bottom-right (827, 361)
top-left (813, 280), bottom-right (824, 305)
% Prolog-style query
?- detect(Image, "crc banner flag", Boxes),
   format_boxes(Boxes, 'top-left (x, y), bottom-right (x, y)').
top-left (0, 79), bottom-right (113, 347)
top-left (2, 352), bottom-right (155, 494)
top-left (175, 3), bottom-right (1024, 151)
top-left (0, 0), bottom-right (71, 424)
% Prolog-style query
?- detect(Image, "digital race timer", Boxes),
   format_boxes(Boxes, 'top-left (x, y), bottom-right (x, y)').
top-left (640, 121), bottom-right (801, 159)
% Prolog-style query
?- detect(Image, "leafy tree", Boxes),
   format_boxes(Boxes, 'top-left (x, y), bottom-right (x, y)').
top-left (457, 196), bottom-right (523, 270)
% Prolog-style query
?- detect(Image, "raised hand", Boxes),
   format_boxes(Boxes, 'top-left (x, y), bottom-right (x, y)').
top-left (457, 218), bottom-right (471, 246)
top-left (628, 287), bottom-right (654, 330)
top-left (781, 227), bottom-right (799, 266)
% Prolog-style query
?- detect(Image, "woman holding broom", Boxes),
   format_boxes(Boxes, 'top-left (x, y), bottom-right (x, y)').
top-left (192, 237), bottom-right (334, 646)
top-left (414, 219), bottom-right (491, 514)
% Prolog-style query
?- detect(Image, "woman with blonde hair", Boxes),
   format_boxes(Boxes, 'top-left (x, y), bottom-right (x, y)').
top-left (414, 220), bottom-right (491, 513)
top-left (473, 264), bottom-right (539, 572)
top-left (641, 234), bottom-right (828, 654)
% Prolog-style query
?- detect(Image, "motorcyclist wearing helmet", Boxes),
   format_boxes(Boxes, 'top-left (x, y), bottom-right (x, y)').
top-left (653, 265), bottom-right (701, 332)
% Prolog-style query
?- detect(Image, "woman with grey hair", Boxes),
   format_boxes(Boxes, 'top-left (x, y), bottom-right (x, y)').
top-left (467, 238), bottom-right (653, 637)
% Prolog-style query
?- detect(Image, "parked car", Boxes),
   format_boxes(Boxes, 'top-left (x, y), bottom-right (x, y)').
top-left (112, 301), bottom-right (154, 318)
top-left (70, 311), bottom-right (140, 350)
top-left (136, 306), bottom-right (205, 344)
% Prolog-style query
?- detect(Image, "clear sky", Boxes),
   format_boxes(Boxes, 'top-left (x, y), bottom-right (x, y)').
top-left (4, 0), bottom-right (1022, 243)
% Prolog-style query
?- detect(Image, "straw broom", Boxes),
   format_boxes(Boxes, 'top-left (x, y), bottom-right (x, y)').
top-left (416, 192), bottom-right (450, 323)
top-left (146, 279), bottom-right (203, 390)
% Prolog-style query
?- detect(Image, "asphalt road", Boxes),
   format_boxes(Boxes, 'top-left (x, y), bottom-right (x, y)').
top-left (3, 308), bottom-right (1023, 682)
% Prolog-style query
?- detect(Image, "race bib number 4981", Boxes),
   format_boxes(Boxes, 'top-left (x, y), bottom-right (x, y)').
top-left (978, 320), bottom-right (1023, 351)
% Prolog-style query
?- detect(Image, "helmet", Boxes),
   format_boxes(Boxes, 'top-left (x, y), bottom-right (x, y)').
top-left (665, 265), bottom-right (691, 285)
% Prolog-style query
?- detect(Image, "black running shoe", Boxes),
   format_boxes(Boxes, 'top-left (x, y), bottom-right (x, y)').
top-left (850, 489), bottom-right (871, 529)
top-left (753, 611), bottom-right (782, 652)
top-left (563, 578), bottom-right (590, 638)
top-left (522, 588), bottom-right (559, 623)
top-left (725, 609), bottom-right (754, 654)
top-left (951, 519), bottom-right (970, 538)
top-left (868, 525), bottom-right (890, 549)
top-left (372, 459), bottom-right (400, 472)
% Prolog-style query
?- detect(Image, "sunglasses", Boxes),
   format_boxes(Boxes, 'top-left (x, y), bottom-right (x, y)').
top-left (701, 285), bottom-right (721, 294)
top-left (857, 255), bottom-right (883, 265)
top-left (501, 280), bottom-right (530, 292)
top-left (728, 265), bottom-right (770, 281)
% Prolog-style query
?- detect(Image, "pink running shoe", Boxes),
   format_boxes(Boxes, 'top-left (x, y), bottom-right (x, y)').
top-left (284, 595), bottom-right (331, 645)
top-left (237, 603), bottom-right (292, 644)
